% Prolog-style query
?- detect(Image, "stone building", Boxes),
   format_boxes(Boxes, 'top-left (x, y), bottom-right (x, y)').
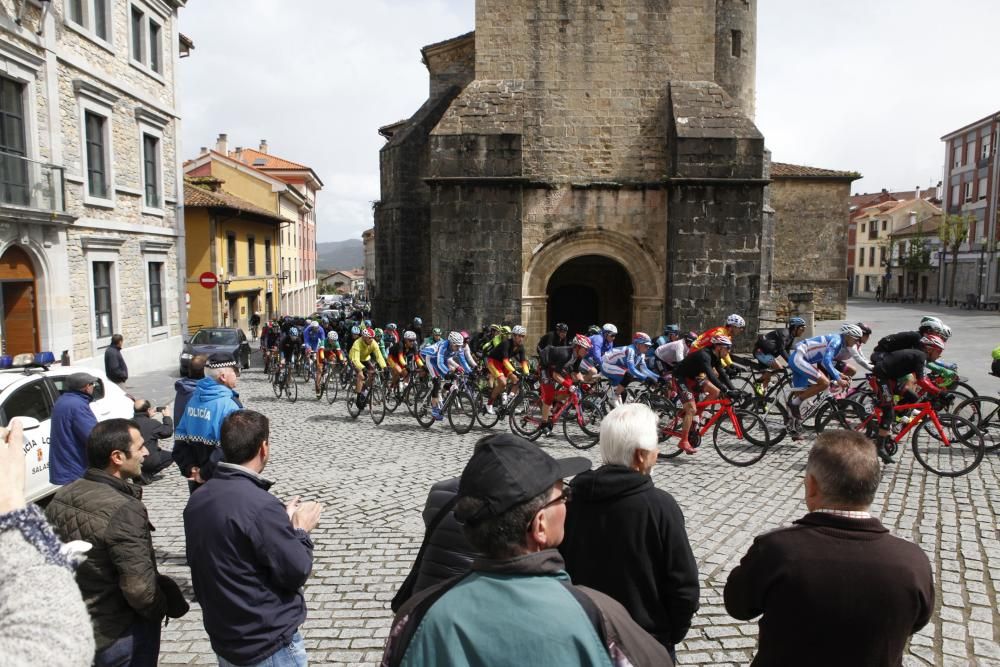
top-left (854, 197), bottom-right (942, 300)
top-left (0, 0), bottom-right (187, 373)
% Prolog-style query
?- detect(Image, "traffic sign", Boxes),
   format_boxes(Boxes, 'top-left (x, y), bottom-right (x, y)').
top-left (199, 271), bottom-right (218, 289)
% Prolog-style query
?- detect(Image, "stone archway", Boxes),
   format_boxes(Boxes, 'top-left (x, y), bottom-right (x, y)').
top-left (546, 256), bottom-right (632, 337)
top-left (522, 229), bottom-right (664, 340)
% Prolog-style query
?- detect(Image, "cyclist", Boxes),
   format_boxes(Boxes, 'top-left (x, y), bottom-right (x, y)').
top-left (459, 331), bottom-right (479, 371)
top-left (249, 311), bottom-right (261, 340)
top-left (786, 324), bottom-right (863, 432)
top-left (689, 314), bottom-right (746, 369)
top-left (345, 324), bottom-right (361, 351)
top-left (834, 321), bottom-right (874, 377)
top-left (586, 323), bottom-right (618, 369)
top-left (423, 327), bottom-right (444, 347)
top-left (303, 319), bottom-right (325, 368)
top-left (652, 331), bottom-right (695, 379)
top-left (872, 334), bottom-right (947, 463)
top-left (278, 326), bottom-right (302, 371)
top-left (600, 332), bottom-right (659, 407)
top-left (410, 317), bottom-right (424, 343)
top-left (752, 316), bottom-right (806, 395)
top-left (481, 325), bottom-right (510, 357)
top-left (586, 325), bottom-right (601, 336)
top-left (870, 316), bottom-right (950, 367)
top-left (537, 334), bottom-right (593, 437)
top-left (384, 323), bottom-right (400, 345)
top-left (323, 330), bottom-right (344, 365)
top-left (388, 330), bottom-right (423, 391)
top-left (485, 325), bottom-right (530, 415)
top-left (536, 323), bottom-right (570, 356)
top-left (261, 320), bottom-right (281, 361)
top-left (420, 331), bottom-right (474, 421)
top-left (671, 334), bottom-right (739, 454)
top-left (349, 327), bottom-right (387, 409)
top-left (374, 327), bottom-right (388, 361)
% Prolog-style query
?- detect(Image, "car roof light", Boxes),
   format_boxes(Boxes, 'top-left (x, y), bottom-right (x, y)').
top-left (0, 355), bottom-right (11, 369)
top-left (12, 353), bottom-right (34, 366)
top-left (35, 352), bottom-right (55, 366)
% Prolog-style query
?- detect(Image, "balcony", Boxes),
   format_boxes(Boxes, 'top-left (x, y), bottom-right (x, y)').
top-left (0, 152), bottom-right (76, 225)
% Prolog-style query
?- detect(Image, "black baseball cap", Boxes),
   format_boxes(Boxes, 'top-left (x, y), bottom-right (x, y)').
top-left (455, 433), bottom-right (591, 524)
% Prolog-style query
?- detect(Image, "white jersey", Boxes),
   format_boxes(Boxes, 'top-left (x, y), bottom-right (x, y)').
top-left (654, 339), bottom-right (687, 366)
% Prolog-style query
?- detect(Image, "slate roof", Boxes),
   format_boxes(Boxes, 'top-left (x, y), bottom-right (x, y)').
top-left (771, 162), bottom-right (861, 180)
top-left (183, 182), bottom-right (286, 222)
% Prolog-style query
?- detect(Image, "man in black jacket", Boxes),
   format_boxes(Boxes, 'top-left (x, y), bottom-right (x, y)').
top-left (560, 403), bottom-right (699, 661)
top-left (184, 410), bottom-right (323, 666)
top-left (104, 334), bottom-right (128, 389)
top-left (132, 399), bottom-right (174, 484)
top-left (413, 477), bottom-right (479, 593)
top-left (535, 322), bottom-right (569, 356)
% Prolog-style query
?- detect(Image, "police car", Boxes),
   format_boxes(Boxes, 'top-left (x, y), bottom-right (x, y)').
top-left (0, 352), bottom-right (133, 503)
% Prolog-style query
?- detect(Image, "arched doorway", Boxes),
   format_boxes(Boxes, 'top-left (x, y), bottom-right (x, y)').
top-left (546, 255), bottom-right (633, 337)
top-left (0, 246), bottom-right (40, 356)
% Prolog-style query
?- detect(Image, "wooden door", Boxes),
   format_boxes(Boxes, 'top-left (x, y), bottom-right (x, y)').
top-left (3, 282), bottom-right (38, 355)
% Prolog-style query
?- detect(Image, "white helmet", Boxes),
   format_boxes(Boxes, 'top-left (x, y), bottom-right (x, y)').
top-left (511, 325), bottom-right (527, 336)
top-left (840, 323), bottom-right (864, 339)
top-left (448, 331), bottom-right (464, 346)
top-left (919, 316), bottom-right (948, 338)
top-left (726, 314), bottom-right (746, 328)
top-left (327, 331), bottom-right (338, 341)
top-left (602, 323), bottom-right (618, 335)
top-left (403, 330), bottom-right (417, 341)
top-left (940, 323), bottom-right (952, 340)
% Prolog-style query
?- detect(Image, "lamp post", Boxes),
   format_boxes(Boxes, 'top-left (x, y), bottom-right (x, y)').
top-left (978, 237), bottom-right (988, 307)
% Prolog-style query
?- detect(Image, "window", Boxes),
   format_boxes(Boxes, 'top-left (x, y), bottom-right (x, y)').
top-left (148, 262), bottom-right (163, 328)
top-left (953, 145), bottom-right (960, 168)
top-left (130, 5), bottom-right (164, 76)
top-left (66, 0), bottom-right (110, 41)
top-left (881, 220), bottom-right (887, 231)
top-left (0, 380), bottom-right (52, 426)
top-left (142, 133), bottom-right (160, 208)
top-left (93, 261), bottom-right (113, 338)
top-left (68, 0), bottom-right (84, 24)
top-left (731, 30), bottom-right (742, 57)
top-left (868, 223), bottom-right (877, 240)
top-left (951, 184), bottom-right (959, 205)
top-left (49, 375), bottom-right (105, 401)
top-left (247, 236), bottom-right (256, 276)
top-left (966, 141), bottom-right (974, 165)
top-left (0, 76), bottom-right (28, 206)
top-left (264, 239), bottom-right (272, 274)
top-left (93, 0), bottom-right (108, 40)
top-left (149, 21), bottom-right (162, 73)
top-left (858, 250), bottom-right (863, 267)
top-left (860, 222), bottom-right (866, 233)
top-left (868, 247), bottom-right (875, 267)
top-left (130, 6), bottom-right (145, 62)
top-left (964, 181), bottom-right (973, 202)
top-left (978, 177), bottom-right (988, 201)
top-left (226, 234), bottom-right (236, 275)
top-left (84, 111), bottom-right (108, 199)
top-left (879, 247), bottom-right (887, 265)
top-left (983, 135), bottom-right (992, 160)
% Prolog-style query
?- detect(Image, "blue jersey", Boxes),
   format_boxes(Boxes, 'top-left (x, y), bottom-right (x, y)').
top-left (587, 333), bottom-right (616, 367)
top-left (303, 324), bottom-right (324, 352)
top-left (791, 334), bottom-right (845, 382)
top-left (601, 345), bottom-right (659, 381)
top-left (420, 339), bottom-right (472, 376)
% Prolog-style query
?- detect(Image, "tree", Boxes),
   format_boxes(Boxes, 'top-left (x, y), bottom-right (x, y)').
top-left (937, 214), bottom-right (971, 304)
top-left (899, 235), bottom-right (932, 298)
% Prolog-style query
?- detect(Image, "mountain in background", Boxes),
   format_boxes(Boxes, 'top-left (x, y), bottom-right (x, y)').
top-left (317, 239), bottom-right (364, 272)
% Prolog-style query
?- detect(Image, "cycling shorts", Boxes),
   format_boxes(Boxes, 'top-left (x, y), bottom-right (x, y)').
top-left (487, 358), bottom-right (511, 379)
top-left (788, 350), bottom-right (822, 390)
top-left (675, 376), bottom-right (702, 403)
top-left (754, 352), bottom-right (776, 367)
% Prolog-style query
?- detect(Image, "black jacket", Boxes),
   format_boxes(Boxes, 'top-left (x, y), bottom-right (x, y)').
top-left (536, 331), bottom-right (569, 356)
top-left (104, 345), bottom-right (128, 382)
top-left (560, 465), bottom-right (699, 647)
top-left (183, 463), bottom-right (314, 665)
top-left (133, 412), bottom-right (174, 476)
top-left (413, 477), bottom-right (479, 593)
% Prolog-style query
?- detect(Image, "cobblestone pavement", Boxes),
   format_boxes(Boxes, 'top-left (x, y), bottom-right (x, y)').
top-left (149, 305), bottom-right (1000, 666)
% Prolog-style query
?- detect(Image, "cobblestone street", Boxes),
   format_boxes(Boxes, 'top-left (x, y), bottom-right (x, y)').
top-left (149, 305), bottom-right (1000, 666)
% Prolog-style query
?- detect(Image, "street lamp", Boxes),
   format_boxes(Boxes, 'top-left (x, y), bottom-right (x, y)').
top-left (979, 237), bottom-right (988, 307)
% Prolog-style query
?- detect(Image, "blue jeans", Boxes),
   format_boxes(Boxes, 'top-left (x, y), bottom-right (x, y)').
top-left (217, 632), bottom-right (307, 667)
top-left (93, 618), bottom-right (161, 667)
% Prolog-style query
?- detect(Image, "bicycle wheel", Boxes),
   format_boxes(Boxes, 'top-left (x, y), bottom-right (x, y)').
top-left (384, 381), bottom-right (403, 413)
top-left (911, 413), bottom-right (984, 476)
top-left (271, 370), bottom-right (283, 398)
top-left (447, 388), bottom-right (477, 435)
top-left (325, 368), bottom-right (340, 405)
top-left (952, 395), bottom-right (999, 452)
top-left (509, 391), bottom-right (545, 441)
top-left (474, 387), bottom-right (501, 429)
top-left (726, 377), bottom-right (757, 410)
top-left (712, 409), bottom-right (770, 466)
top-left (813, 398), bottom-right (868, 433)
top-left (414, 384), bottom-right (437, 428)
top-left (284, 375), bottom-right (298, 403)
top-left (346, 384), bottom-right (361, 419)
top-left (563, 397), bottom-right (602, 450)
top-left (404, 377), bottom-right (426, 417)
top-left (369, 382), bottom-right (386, 425)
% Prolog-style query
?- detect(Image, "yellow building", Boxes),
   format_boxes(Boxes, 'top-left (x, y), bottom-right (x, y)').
top-left (184, 179), bottom-right (285, 332)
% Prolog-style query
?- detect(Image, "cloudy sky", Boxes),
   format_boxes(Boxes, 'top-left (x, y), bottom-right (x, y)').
top-left (179, 0), bottom-right (1000, 243)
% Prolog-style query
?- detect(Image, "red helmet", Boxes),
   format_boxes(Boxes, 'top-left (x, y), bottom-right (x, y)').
top-left (919, 334), bottom-right (945, 351)
top-left (361, 327), bottom-right (375, 339)
top-left (572, 333), bottom-right (593, 350)
top-left (711, 334), bottom-right (733, 347)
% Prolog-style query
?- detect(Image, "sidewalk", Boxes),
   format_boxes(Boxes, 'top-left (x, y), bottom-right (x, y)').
top-left (119, 367), bottom-right (182, 409)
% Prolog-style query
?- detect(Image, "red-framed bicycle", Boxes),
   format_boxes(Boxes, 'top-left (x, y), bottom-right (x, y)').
top-left (656, 393), bottom-right (771, 466)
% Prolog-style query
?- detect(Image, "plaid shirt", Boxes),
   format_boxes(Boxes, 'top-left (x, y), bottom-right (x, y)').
top-left (814, 508), bottom-right (872, 520)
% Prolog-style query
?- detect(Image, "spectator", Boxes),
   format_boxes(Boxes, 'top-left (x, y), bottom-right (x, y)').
top-left (48, 372), bottom-right (99, 485)
top-left (173, 352), bottom-right (242, 492)
top-left (991, 344), bottom-right (1000, 377)
top-left (174, 353), bottom-right (208, 421)
top-left (132, 399), bottom-right (174, 484)
top-left (45, 419), bottom-right (189, 667)
top-left (184, 410), bottom-right (322, 667)
top-left (0, 419), bottom-right (94, 667)
top-left (724, 430), bottom-right (934, 666)
top-left (560, 404), bottom-right (699, 659)
top-left (104, 334), bottom-right (128, 389)
top-left (382, 433), bottom-right (672, 667)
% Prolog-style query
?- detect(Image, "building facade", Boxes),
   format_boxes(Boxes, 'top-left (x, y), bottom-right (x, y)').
top-left (0, 0), bottom-right (187, 374)
top-left (854, 198), bottom-right (942, 299)
top-left (941, 112), bottom-right (1000, 304)
top-left (362, 226), bottom-right (374, 301)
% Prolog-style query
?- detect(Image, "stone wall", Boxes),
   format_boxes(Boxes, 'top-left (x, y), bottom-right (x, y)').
top-left (714, 0), bottom-right (757, 120)
top-left (423, 32), bottom-right (475, 100)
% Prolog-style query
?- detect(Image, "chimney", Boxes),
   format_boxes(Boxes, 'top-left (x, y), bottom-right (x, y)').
top-left (235, 147), bottom-right (244, 162)
top-left (215, 133), bottom-right (228, 154)
top-left (259, 139), bottom-right (268, 154)
top-left (915, 186), bottom-right (920, 199)
top-left (199, 146), bottom-right (207, 154)
top-left (908, 211), bottom-right (917, 226)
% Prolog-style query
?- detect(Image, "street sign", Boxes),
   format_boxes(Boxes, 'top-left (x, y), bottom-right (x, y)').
top-left (199, 271), bottom-right (218, 289)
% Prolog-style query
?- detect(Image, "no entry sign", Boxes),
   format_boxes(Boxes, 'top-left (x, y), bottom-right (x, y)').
top-left (199, 271), bottom-right (219, 289)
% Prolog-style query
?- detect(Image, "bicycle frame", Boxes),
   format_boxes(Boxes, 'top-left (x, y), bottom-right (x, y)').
top-left (862, 401), bottom-right (951, 446)
top-left (662, 397), bottom-right (742, 440)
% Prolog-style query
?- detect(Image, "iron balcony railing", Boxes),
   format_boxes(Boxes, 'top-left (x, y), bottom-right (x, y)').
top-left (0, 151), bottom-right (66, 213)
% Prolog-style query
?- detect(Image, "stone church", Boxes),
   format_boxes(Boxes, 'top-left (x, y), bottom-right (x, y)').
top-left (374, 0), bottom-right (857, 339)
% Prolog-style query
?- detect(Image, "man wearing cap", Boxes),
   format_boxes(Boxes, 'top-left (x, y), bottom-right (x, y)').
top-left (49, 372), bottom-right (100, 485)
top-left (381, 433), bottom-right (672, 667)
top-left (174, 352), bottom-right (242, 493)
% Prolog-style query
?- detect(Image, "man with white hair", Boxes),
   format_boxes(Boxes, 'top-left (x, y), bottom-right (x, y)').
top-left (559, 403), bottom-right (699, 660)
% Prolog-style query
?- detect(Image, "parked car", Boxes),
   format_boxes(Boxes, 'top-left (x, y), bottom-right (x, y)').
top-left (179, 327), bottom-right (251, 375)
top-left (0, 354), bottom-right (133, 503)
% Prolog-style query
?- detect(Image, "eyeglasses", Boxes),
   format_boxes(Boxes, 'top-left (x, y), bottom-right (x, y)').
top-left (525, 485), bottom-right (572, 531)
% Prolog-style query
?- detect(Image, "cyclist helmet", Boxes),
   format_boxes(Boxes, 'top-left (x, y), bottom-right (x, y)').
top-left (587, 325), bottom-right (601, 335)
top-left (448, 331), bottom-right (464, 346)
top-left (940, 323), bottom-right (952, 340)
top-left (374, 327), bottom-right (384, 338)
top-left (327, 331), bottom-right (338, 341)
top-left (663, 324), bottom-right (681, 335)
top-left (432, 327), bottom-right (443, 336)
top-left (500, 325), bottom-right (512, 336)
top-left (684, 331), bottom-right (698, 344)
top-left (555, 323), bottom-right (569, 332)
top-left (572, 333), bottom-right (592, 350)
top-left (363, 319), bottom-right (372, 328)
top-left (511, 325), bottom-right (527, 336)
top-left (602, 323), bottom-right (618, 335)
top-left (632, 332), bottom-right (653, 346)
top-left (711, 334), bottom-right (733, 347)
top-left (856, 322), bottom-right (872, 335)
top-left (288, 327), bottom-right (300, 338)
top-left (350, 325), bottom-right (361, 336)
top-left (460, 330), bottom-right (470, 341)
top-left (403, 330), bottom-right (417, 341)
top-left (788, 316), bottom-right (806, 328)
top-left (489, 323), bottom-right (501, 332)
top-left (920, 334), bottom-right (946, 351)
top-left (386, 323), bottom-right (398, 331)
top-left (839, 323), bottom-right (864, 339)
top-left (919, 315), bottom-right (943, 328)
top-left (919, 317), bottom-right (948, 337)
top-left (361, 327), bottom-right (375, 339)
top-left (413, 317), bottom-right (423, 327)
top-left (726, 314), bottom-right (746, 328)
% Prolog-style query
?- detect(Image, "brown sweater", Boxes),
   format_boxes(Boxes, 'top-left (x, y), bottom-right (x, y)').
top-left (724, 512), bottom-right (934, 667)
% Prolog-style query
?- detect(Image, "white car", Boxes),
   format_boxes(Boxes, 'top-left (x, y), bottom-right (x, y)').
top-left (0, 355), bottom-right (133, 503)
